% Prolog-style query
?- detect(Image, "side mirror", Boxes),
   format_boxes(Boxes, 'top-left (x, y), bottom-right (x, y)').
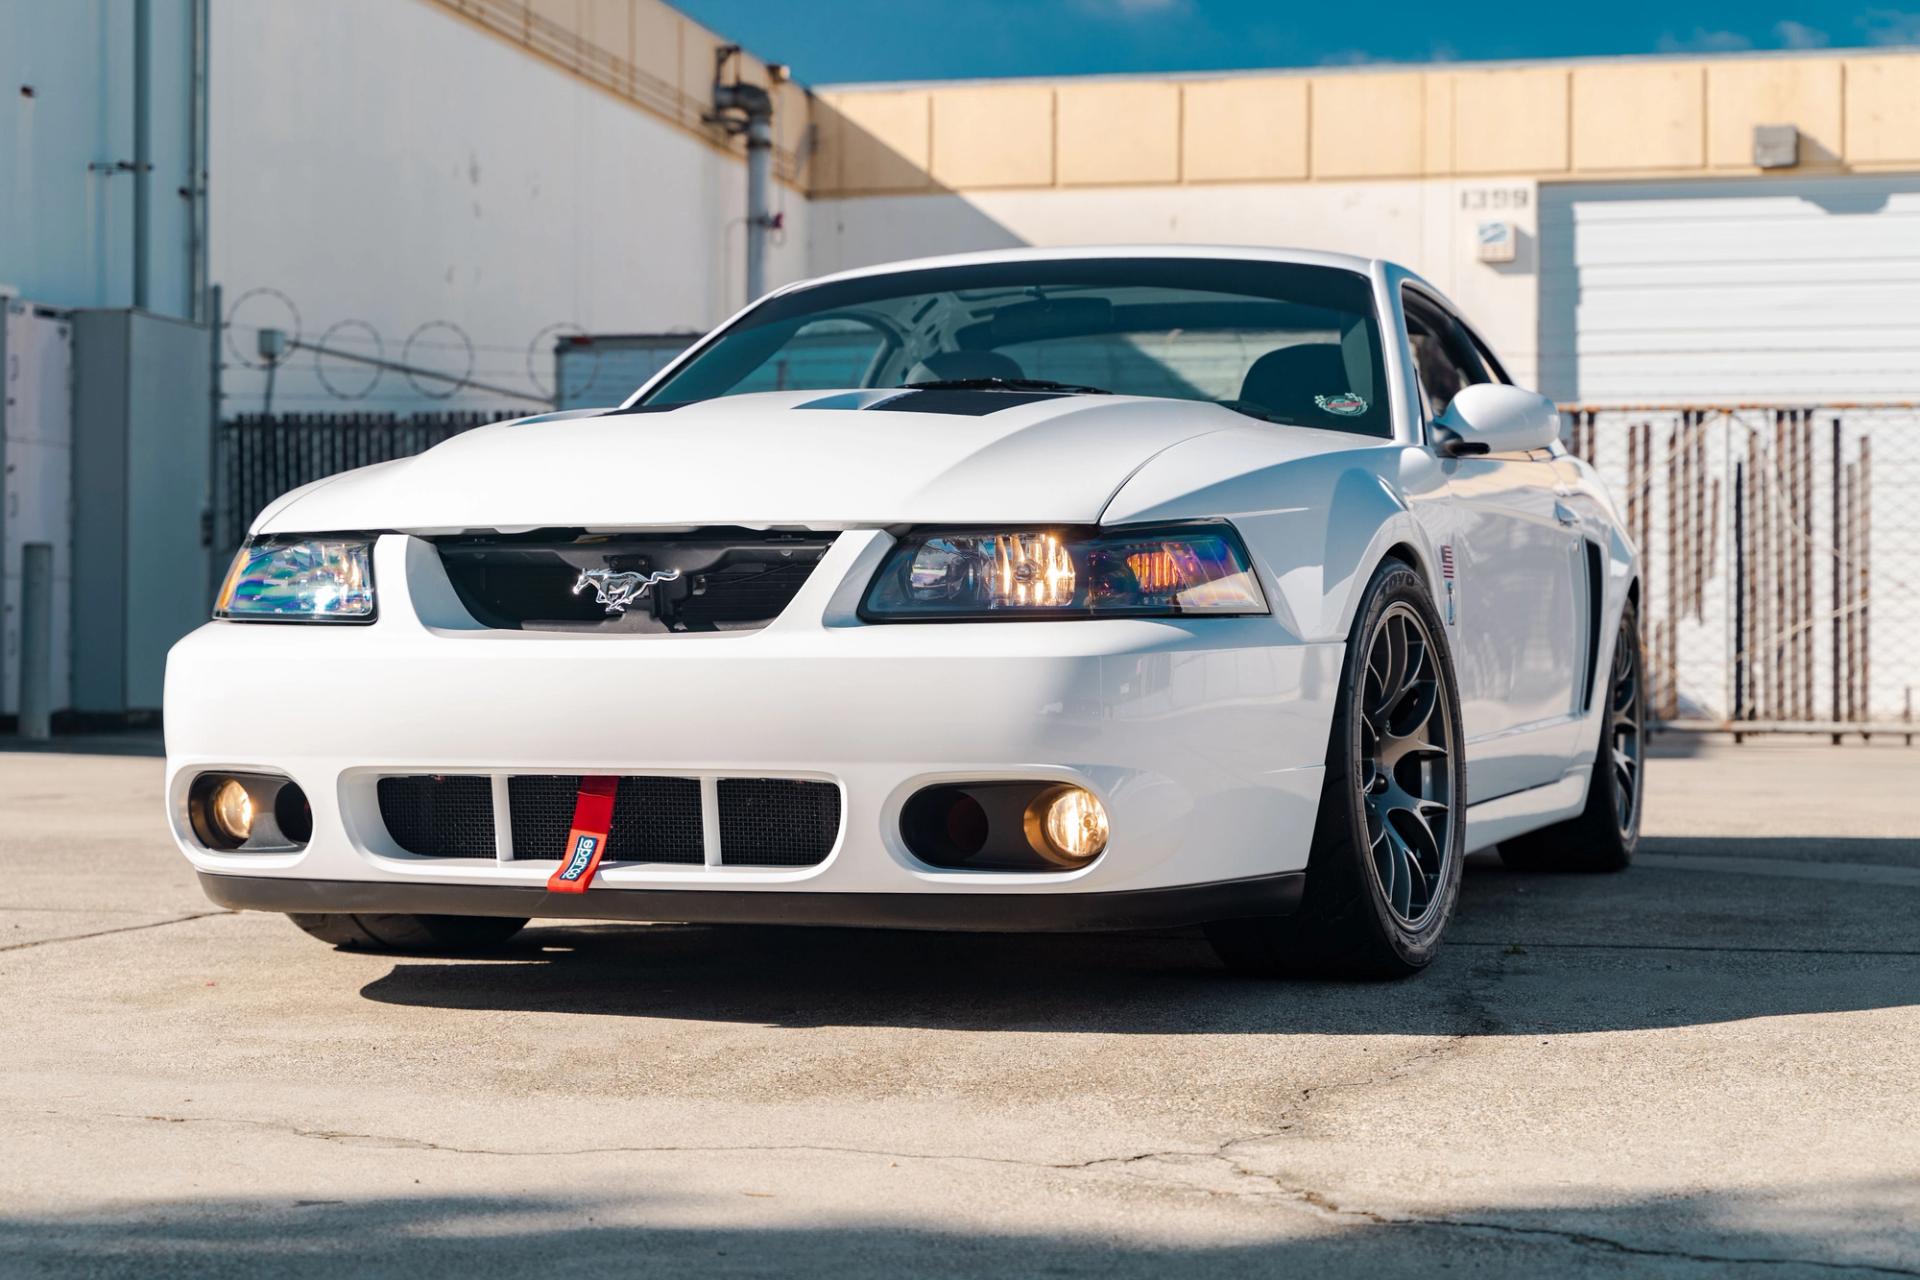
top-left (1432, 384), bottom-right (1561, 456)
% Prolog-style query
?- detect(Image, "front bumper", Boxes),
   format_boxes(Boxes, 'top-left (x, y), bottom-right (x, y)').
top-left (165, 532), bottom-right (1341, 927)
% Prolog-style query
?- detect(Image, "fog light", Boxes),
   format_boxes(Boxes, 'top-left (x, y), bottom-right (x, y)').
top-left (1025, 785), bottom-right (1109, 866)
top-left (209, 778), bottom-right (254, 844)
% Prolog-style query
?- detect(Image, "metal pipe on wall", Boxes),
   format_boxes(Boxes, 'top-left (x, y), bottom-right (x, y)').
top-left (744, 112), bottom-right (772, 305)
top-left (709, 45), bottom-right (778, 308)
top-left (188, 0), bottom-right (211, 323)
top-left (132, 0), bottom-right (152, 310)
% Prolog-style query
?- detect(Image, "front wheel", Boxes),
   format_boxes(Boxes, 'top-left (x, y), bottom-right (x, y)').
top-left (286, 913), bottom-right (529, 953)
top-left (1207, 560), bottom-right (1466, 980)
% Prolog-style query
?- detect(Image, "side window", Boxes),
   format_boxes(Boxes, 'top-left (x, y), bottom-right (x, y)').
top-left (1402, 293), bottom-right (1489, 417)
top-left (1465, 328), bottom-right (1512, 385)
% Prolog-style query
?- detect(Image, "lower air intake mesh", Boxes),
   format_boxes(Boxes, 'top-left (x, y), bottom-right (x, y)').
top-left (717, 779), bottom-right (842, 867)
top-left (507, 775), bottom-right (581, 861)
top-left (610, 776), bottom-right (705, 864)
top-left (377, 775), bottom-right (496, 858)
top-left (507, 774), bottom-right (704, 864)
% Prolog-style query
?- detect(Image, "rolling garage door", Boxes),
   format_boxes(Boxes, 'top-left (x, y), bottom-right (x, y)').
top-left (1538, 176), bottom-right (1920, 404)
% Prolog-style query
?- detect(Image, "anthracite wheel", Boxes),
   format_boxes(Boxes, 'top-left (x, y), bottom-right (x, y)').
top-left (286, 913), bottom-right (529, 953)
top-left (1207, 559), bottom-right (1466, 980)
top-left (1499, 599), bottom-right (1644, 873)
top-left (1603, 609), bottom-right (1644, 840)
top-left (1358, 600), bottom-right (1457, 929)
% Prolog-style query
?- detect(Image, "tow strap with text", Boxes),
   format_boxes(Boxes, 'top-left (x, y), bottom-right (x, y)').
top-left (545, 775), bottom-right (619, 893)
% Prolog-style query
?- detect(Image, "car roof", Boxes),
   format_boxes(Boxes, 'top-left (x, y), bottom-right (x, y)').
top-left (789, 244), bottom-right (1392, 294)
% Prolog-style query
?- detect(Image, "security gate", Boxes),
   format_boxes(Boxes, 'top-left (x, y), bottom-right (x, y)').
top-left (1565, 404), bottom-right (1917, 737)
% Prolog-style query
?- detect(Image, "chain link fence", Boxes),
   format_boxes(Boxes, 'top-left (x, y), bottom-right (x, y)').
top-left (1564, 404), bottom-right (1919, 738)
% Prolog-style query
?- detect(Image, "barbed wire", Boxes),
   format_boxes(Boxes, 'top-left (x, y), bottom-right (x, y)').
top-left (218, 286), bottom-right (708, 405)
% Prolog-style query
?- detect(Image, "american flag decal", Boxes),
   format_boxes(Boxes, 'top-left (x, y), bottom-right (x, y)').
top-left (1440, 545), bottom-right (1456, 580)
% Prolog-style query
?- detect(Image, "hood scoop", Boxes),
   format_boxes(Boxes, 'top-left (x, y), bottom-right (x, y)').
top-left (788, 388), bottom-right (1069, 415)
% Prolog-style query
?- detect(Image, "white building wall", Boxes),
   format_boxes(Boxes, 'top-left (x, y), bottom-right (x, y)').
top-left (0, 0), bottom-right (198, 318)
top-left (809, 178), bottom-right (1545, 391)
top-left (211, 0), bottom-right (808, 416)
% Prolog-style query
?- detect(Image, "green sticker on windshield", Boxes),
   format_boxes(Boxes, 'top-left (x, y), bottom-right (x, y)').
top-left (1315, 392), bottom-right (1369, 417)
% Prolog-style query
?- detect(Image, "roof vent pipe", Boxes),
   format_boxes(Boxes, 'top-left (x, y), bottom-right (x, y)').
top-left (709, 46), bottom-right (778, 307)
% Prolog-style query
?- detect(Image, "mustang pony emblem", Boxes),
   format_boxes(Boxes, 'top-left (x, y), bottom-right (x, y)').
top-left (572, 567), bottom-right (681, 615)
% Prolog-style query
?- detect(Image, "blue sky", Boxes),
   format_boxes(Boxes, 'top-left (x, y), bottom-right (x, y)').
top-left (671, 1), bottom-right (1920, 84)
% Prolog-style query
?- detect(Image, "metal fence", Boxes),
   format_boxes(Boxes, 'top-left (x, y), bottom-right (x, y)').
top-left (216, 411), bottom-right (511, 553)
top-left (1565, 404), bottom-right (1918, 738)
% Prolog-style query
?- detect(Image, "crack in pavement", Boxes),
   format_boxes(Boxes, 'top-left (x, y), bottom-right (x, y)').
top-left (0, 911), bottom-right (232, 954)
top-left (14, 958), bottom-right (1912, 1276)
top-left (31, 1106), bottom-right (1914, 1277)
top-left (1184, 1134), bottom-right (1920, 1278)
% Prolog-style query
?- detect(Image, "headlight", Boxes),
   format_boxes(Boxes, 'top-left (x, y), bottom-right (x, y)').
top-left (214, 538), bottom-right (376, 622)
top-left (861, 522), bottom-right (1266, 620)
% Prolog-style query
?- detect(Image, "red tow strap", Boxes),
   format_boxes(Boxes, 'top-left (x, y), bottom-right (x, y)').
top-left (546, 775), bottom-right (619, 893)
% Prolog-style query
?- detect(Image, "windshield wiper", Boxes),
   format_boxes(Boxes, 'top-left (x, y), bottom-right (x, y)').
top-left (1216, 398), bottom-right (1274, 422)
top-left (900, 377), bottom-right (1112, 395)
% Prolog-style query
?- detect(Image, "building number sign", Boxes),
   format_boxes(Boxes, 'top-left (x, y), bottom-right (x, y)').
top-left (1459, 187), bottom-right (1531, 212)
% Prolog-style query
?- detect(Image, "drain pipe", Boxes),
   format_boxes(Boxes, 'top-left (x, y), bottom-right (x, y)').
top-left (132, 0), bottom-right (151, 310)
top-left (742, 107), bottom-right (772, 305)
top-left (188, 0), bottom-right (210, 323)
top-left (709, 47), bottom-right (779, 306)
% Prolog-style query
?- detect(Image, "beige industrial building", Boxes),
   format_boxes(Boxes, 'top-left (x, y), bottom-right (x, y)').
top-left (164, 0), bottom-right (1916, 418)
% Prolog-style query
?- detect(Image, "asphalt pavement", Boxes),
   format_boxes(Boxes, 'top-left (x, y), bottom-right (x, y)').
top-left (1, 733), bottom-right (1915, 1277)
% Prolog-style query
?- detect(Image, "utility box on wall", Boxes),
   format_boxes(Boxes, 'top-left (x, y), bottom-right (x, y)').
top-left (1, 299), bottom-right (76, 721)
top-left (69, 310), bottom-right (212, 718)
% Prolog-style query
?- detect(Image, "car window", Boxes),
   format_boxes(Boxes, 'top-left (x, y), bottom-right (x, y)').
top-left (640, 258), bottom-right (1393, 438)
top-left (726, 317), bottom-right (894, 395)
top-left (1403, 292), bottom-right (1490, 417)
top-left (1464, 327), bottom-right (1512, 385)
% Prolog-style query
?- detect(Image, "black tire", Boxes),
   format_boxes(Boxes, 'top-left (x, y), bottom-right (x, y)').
top-left (1207, 559), bottom-right (1467, 980)
top-left (1499, 600), bottom-right (1644, 873)
top-left (286, 912), bottom-right (529, 953)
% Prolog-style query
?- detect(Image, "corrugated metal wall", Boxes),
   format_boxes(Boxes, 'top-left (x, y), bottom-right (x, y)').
top-left (1538, 176), bottom-right (1920, 405)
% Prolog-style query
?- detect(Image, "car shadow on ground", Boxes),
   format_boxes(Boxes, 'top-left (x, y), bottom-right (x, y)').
top-left (1, 1185), bottom-right (1912, 1277)
top-left (358, 847), bottom-right (1920, 1036)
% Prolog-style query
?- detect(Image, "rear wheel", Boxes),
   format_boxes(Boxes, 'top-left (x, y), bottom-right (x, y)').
top-left (1207, 560), bottom-right (1466, 980)
top-left (1498, 601), bottom-right (1643, 872)
top-left (286, 913), bottom-right (529, 953)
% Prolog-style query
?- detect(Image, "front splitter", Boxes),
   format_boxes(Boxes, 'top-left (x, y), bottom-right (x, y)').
top-left (198, 871), bottom-right (1305, 933)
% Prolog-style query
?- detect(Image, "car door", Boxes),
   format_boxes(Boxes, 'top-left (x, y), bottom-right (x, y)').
top-left (1407, 290), bottom-right (1584, 801)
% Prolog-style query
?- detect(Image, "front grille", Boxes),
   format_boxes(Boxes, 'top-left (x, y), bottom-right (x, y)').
top-left (717, 779), bottom-right (842, 866)
top-left (376, 774), bottom-right (839, 868)
top-left (506, 774), bottom-right (704, 864)
top-left (377, 775), bottom-right (496, 857)
top-left (433, 529), bottom-right (835, 634)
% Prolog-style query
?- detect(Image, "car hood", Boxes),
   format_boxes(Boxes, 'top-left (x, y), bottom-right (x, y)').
top-left (257, 390), bottom-right (1336, 534)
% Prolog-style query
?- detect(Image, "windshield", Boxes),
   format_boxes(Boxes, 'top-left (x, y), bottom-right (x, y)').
top-left (638, 258), bottom-right (1391, 437)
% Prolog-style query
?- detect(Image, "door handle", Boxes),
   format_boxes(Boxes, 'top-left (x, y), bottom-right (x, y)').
top-left (1553, 502), bottom-right (1578, 527)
